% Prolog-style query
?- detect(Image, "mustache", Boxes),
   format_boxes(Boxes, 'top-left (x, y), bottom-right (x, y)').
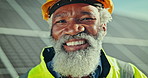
top-left (54, 33), bottom-right (100, 50)
top-left (51, 31), bottom-right (103, 50)
top-left (63, 32), bottom-right (97, 40)
top-left (57, 33), bottom-right (96, 45)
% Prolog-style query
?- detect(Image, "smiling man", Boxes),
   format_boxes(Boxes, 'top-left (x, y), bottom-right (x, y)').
top-left (19, 0), bottom-right (147, 78)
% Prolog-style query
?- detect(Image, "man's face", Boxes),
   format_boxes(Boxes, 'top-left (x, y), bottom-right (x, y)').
top-left (49, 3), bottom-right (106, 77)
top-left (51, 3), bottom-right (101, 52)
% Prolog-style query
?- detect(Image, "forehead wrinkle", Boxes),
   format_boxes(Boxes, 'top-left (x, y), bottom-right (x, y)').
top-left (53, 12), bottom-right (69, 18)
top-left (53, 7), bottom-right (76, 19)
top-left (53, 11), bottom-right (96, 19)
top-left (80, 11), bottom-right (96, 17)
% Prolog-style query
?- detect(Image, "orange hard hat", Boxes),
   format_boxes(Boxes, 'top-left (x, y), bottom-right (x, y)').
top-left (42, 0), bottom-right (114, 20)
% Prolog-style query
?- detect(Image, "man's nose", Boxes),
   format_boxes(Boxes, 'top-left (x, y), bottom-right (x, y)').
top-left (65, 22), bottom-right (85, 35)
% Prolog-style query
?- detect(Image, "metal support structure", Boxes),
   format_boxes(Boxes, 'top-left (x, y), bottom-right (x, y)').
top-left (0, 47), bottom-right (18, 78)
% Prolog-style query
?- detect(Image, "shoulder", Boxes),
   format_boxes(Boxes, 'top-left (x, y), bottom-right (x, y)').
top-left (106, 56), bottom-right (147, 78)
top-left (106, 56), bottom-right (134, 78)
top-left (129, 63), bottom-right (147, 78)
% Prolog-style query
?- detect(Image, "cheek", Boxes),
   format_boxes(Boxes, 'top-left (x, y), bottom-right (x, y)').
top-left (90, 26), bottom-right (99, 35)
top-left (52, 26), bottom-right (62, 40)
top-left (52, 25), bottom-right (68, 40)
top-left (86, 23), bottom-right (100, 36)
top-left (94, 20), bottom-right (101, 34)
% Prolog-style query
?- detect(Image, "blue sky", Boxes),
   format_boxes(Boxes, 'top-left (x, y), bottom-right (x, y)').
top-left (112, 0), bottom-right (148, 21)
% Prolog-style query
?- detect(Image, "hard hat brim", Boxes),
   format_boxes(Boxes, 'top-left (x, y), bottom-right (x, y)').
top-left (42, 0), bottom-right (114, 20)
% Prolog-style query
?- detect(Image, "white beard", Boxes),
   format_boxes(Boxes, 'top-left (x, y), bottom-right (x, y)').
top-left (51, 32), bottom-right (104, 78)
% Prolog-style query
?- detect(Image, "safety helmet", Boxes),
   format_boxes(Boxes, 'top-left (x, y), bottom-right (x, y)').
top-left (42, 0), bottom-right (114, 20)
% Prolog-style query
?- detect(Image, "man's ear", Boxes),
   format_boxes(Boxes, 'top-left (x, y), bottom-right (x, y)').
top-left (101, 24), bottom-right (107, 36)
top-left (102, 24), bottom-right (107, 31)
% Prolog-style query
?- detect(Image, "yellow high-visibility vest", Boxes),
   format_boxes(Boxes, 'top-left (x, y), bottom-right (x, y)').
top-left (19, 47), bottom-right (147, 78)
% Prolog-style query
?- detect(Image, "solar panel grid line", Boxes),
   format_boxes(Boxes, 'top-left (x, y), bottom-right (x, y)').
top-left (24, 37), bottom-right (44, 62)
top-left (0, 35), bottom-right (25, 68)
top-left (0, 74), bottom-right (11, 78)
top-left (102, 43), bottom-right (133, 62)
top-left (113, 44), bottom-right (148, 75)
top-left (138, 20), bottom-right (148, 31)
top-left (0, 68), bottom-right (9, 74)
top-left (36, 0), bottom-right (45, 5)
top-left (0, 1), bottom-right (31, 29)
top-left (15, 0), bottom-right (49, 31)
top-left (114, 15), bottom-right (148, 40)
top-left (6, 0), bottom-right (51, 47)
top-left (126, 18), bottom-right (146, 32)
top-left (0, 34), bottom-right (45, 66)
top-left (110, 16), bottom-right (136, 38)
top-left (0, 28), bottom-right (50, 38)
top-left (0, 67), bottom-right (32, 75)
top-left (139, 46), bottom-right (148, 55)
top-left (15, 36), bottom-right (38, 66)
top-left (124, 45), bottom-right (148, 64)
top-left (0, 35), bottom-right (41, 76)
top-left (6, 35), bottom-right (30, 68)
top-left (25, 38), bottom-right (40, 56)
top-left (0, 60), bottom-right (5, 68)
top-left (6, 0), bottom-right (41, 30)
top-left (0, 47), bottom-right (18, 78)
top-left (104, 36), bottom-right (148, 46)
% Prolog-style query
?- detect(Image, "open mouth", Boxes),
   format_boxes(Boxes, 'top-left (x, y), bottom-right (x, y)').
top-left (63, 39), bottom-right (89, 52)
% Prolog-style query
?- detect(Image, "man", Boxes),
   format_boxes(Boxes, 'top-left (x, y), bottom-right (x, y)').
top-left (20, 0), bottom-right (147, 78)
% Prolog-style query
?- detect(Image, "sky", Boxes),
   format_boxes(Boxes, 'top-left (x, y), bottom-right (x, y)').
top-left (112, 0), bottom-right (148, 21)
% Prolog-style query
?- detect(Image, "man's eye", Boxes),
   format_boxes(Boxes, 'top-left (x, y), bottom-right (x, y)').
top-left (80, 18), bottom-right (96, 21)
top-left (56, 20), bottom-right (66, 23)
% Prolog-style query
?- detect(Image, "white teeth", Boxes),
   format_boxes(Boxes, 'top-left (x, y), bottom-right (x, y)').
top-left (66, 41), bottom-right (85, 46)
